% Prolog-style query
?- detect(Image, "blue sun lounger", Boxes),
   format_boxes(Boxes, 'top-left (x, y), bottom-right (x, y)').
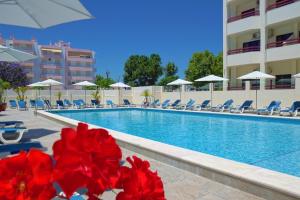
top-left (56, 100), bottom-right (67, 109)
top-left (170, 99), bottom-right (181, 109)
top-left (230, 100), bottom-right (253, 113)
top-left (9, 100), bottom-right (17, 109)
top-left (91, 100), bottom-right (103, 108)
top-left (150, 99), bottom-right (160, 108)
top-left (123, 99), bottom-right (136, 107)
top-left (178, 99), bottom-right (195, 110)
top-left (257, 101), bottom-right (281, 115)
top-left (64, 99), bottom-right (72, 108)
top-left (197, 100), bottom-right (210, 110)
top-left (0, 142), bottom-right (44, 157)
top-left (73, 100), bottom-right (84, 109)
top-left (0, 121), bottom-right (24, 128)
top-left (0, 127), bottom-right (28, 144)
top-left (212, 99), bottom-right (234, 112)
top-left (161, 99), bottom-right (171, 109)
top-left (106, 100), bottom-right (117, 108)
top-left (17, 100), bottom-right (28, 111)
top-left (280, 101), bottom-right (300, 117)
top-left (29, 100), bottom-right (36, 108)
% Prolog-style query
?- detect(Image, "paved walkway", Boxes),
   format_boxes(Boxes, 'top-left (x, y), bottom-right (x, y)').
top-left (0, 109), bottom-right (265, 200)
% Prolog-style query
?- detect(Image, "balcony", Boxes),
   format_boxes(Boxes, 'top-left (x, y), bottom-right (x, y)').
top-left (67, 56), bottom-right (94, 63)
top-left (266, 38), bottom-right (300, 61)
top-left (227, 9), bottom-right (259, 23)
top-left (42, 65), bottom-right (62, 70)
top-left (70, 76), bottom-right (94, 81)
top-left (228, 46), bottom-right (260, 55)
top-left (266, 0), bottom-right (298, 11)
top-left (68, 66), bottom-right (94, 72)
top-left (41, 74), bottom-right (63, 79)
top-left (266, 0), bottom-right (300, 25)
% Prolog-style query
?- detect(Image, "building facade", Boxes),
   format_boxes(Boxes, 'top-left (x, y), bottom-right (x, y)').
top-left (0, 36), bottom-right (96, 89)
top-left (223, 0), bottom-right (300, 90)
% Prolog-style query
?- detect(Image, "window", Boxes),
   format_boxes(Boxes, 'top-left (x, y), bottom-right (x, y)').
top-left (275, 74), bottom-right (291, 87)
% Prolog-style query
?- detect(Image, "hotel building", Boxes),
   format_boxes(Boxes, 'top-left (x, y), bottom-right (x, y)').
top-left (223, 0), bottom-right (300, 90)
top-left (0, 35), bottom-right (96, 89)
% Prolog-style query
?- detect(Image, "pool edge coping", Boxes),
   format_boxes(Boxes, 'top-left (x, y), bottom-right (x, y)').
top-left (37, 109), bottom-right (300, 200)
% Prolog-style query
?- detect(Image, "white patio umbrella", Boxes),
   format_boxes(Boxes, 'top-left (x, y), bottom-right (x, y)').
top-left (0, 0), bottom-right (92, 29)
top-left (238, 71), bottom-right (275, 109)
top-left (73, 81), bottom-right (96, 104)
top-left (167, 79), bottom-right (192, 102)
top-left (109, 82), bottom-right (130, 105)
top-left (39, 79), bottom-right (62, 106)
top-left (0, 45), bottom-right (37, 62)
top-left (28, 82), bottom-right (46, 98)
top-left (195, 75), bottom-right (228, 108)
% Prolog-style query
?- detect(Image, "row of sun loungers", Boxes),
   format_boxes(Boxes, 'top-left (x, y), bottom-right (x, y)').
top-left (7, 98), bottom-right (300, 117)
top-left (155, 99), bottom-right (300, 117)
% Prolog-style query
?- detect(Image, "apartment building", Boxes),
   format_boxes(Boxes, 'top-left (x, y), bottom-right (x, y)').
top-left (0, 36), bottom-right (96, 88)
top-left (223, 0), bottom-right (300, 90)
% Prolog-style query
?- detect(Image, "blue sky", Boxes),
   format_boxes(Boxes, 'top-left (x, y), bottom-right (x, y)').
top-left (0, 0), bottom-right (223, 80)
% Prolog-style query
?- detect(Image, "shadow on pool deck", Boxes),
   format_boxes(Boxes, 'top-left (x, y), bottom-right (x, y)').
top-left (23, 128), bottom-right (57, 140)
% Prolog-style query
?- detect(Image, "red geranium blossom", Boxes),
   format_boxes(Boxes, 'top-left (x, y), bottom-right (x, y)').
top-left (53, 123), bottom-right (122, 199)
top-left (116, 156), bottom-right (165, 200)
top-left (0, 149), bottom-right (55, 200)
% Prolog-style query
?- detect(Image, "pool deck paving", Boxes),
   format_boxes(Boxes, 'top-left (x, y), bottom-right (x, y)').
top-left (0, 109), bottom-right (266, 200)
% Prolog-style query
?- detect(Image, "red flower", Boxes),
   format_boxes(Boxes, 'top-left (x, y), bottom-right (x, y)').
top-left (116, 156), bottom-right (165, 200)
top-left (0, 149), bottom-right (55, 200)
top-left (53, 123), bottom-right (122, 199)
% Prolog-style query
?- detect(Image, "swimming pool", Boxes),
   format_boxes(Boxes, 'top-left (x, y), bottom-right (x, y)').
top-left (51, 108), bottom-right (300, 177)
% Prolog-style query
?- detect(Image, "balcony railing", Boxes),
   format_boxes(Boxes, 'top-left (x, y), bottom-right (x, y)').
top-left (227, 83), bottom-right (245, 91)
top-left (227, 46), bottom-right (260, 55)
top-left (265, 84), bottom-right (295, 89)
top-left (227, 9), bottom-right (259, 23)
top-left (266, 0), bottom-right (299, 11)
top-left (267, 38), bottom-right (300, 48)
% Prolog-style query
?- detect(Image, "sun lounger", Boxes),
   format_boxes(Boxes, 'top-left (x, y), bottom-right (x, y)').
top-left (178, 99), bottom-right (195, 110)
top-left (150, 99), bottom-right (160, 108)
top-left (106, 100), bottom-right (117, 108)
top-left (34, 100), bottom-right (46, 110)
top-left (230, 100), bottom-right (253, 113)
top-left (64, 99), bottom-right (72, 108)
top-left (123, 99), bottom-right (136, 107)
top-left (161, 99), bottom-right (171, 109)
top-left (257, 101), bottom-right (281, 115)
top-left (9, 100), bottom-right (17, 109)
top-left (197, 100), bottom-right (210, 110)
top-left (280, 101), bottom-right (300, 117)
top-left (44, 100), bottom-right (52, 110)
top-left (73, 100), bottom-right (84, 109)
top-left (170, 99), bottom-right (181, 109)
top-left (29, 99), bottom-right (36, 108)
top-left (212, 99), bottom-right (234, 112)
top-left (0, 127), bottom-right (28, 144)
top-left (17, 100), bottom-right (28, 111)
top-left (0, 121), bottom-right (24, 128)
top-left (56, 100), bottom-right (67, 109)
top-left (91, 100), bottom-right (103, 108)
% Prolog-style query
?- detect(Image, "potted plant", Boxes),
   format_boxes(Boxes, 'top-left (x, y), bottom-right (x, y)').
top-left (14, 86), bottom-right (28, 101)
top-left (0, 79), bottom-right (10, 111)
top-left (56, 91), bottom-right (62, 101)
top-left (141, 89), bottom-right (152, 107)
top-left (91, 89), bottom-right (101, 104)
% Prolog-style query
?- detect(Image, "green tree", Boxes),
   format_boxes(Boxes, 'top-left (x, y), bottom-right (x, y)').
top-left (0, 79), bottom-right (11, 103)
top-left (124, 54), bottom-right (163, 86)
top-left (185, 51), bottom-right (223, 85)
top-left (95, 75), bottom-right (115, 89)
top-left (158, 62), bottom-right (179, 86)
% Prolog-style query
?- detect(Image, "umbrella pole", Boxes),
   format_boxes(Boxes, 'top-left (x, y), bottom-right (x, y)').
top-left (256, 88), bottom-right (258, 110)
top-left (85, 88), bottom-right (87, 106)
top-left (49, 85), bottom-right (51, 108)
top-left (180, 85), bottom-right (182, 102)
top-left (211, 82), bottom-right (213, 109)
top-left (119, 88), bottom-right (121, 106)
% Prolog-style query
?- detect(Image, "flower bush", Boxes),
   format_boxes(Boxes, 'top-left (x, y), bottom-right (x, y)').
top-left (0, 123), bottom-right (166, 200)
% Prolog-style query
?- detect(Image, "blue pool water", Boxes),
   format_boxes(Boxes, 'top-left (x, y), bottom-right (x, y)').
top-left (51, 108), bottom-right (300, 177)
